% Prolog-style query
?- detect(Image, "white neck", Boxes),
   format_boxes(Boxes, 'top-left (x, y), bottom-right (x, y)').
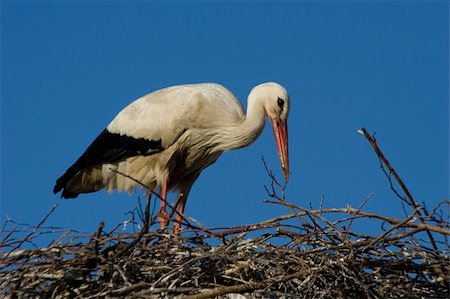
top-left (213, 96), bottom-right (266, 151)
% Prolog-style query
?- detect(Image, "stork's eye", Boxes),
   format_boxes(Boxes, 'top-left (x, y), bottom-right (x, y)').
top-left (277, 98), bottom-right (284, 110)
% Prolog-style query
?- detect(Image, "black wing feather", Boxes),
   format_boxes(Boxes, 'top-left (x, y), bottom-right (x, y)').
top-left (54, 129), bottom-right (162, 198)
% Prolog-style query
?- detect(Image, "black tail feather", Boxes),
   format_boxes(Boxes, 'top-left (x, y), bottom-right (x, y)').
top-left (53, 167), bottom-right (80, 198)
top-left (53, 128), bottom-right (163, 199)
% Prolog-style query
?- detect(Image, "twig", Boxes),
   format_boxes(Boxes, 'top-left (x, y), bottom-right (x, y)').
top-left (207, 206), bottom-right (450, 238)
top-left (345, 192), bottom-right (374, 238)
top-left (182, 281), bottom-right (264, 299)
top-left (358, 128), bottom-right (438, 251)
top-left (6, 204), bottom-right (59, 256)
top-left (93, 221), bottom-right (104, 255)
top-left (0, 225), bottom-right (17, 247)
top-left (363, 207), bottom-right (421, 251)
top-left (113, 196), bottom-right (152, 258)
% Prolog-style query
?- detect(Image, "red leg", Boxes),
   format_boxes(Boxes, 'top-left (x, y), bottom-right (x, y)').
top-left (172, 175), bottom-right (198, 234)
top-left (173, 193), bottom-right (187, 234)
top-left (158, 176), bottom-right (169, 232)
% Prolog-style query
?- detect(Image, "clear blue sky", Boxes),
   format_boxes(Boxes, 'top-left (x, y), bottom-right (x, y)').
top-left (1, 1), bottom-right (448, 240)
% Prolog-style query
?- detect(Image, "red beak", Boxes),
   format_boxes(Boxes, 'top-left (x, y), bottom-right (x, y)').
top-left (270, 117), bottom-right (289, 182)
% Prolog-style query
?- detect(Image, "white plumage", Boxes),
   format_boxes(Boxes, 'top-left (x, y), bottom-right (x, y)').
top-left (54, 82), bottom-right (290, 233)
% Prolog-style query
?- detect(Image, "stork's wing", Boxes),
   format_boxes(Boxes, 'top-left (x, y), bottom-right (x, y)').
top-left (53, 129), bottom-right (162, 197)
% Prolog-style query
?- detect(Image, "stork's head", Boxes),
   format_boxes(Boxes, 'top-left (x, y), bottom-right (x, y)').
top-left (250, 82), bottom-right (290, 182)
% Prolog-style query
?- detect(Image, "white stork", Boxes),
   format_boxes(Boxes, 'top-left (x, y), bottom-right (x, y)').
top-left (54, 82), bottom-right (290, 233)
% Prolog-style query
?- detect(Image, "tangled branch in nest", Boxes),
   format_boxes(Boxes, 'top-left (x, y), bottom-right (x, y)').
top-left (1, 198), bottom-right (448, 298)
top-left (1, 128), bottom-right (449, 298)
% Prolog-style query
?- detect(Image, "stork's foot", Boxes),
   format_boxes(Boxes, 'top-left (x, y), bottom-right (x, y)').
top-left (158, 211), bottom-right (169, 233)
top-left (172, 222), bottom-right (181, 235)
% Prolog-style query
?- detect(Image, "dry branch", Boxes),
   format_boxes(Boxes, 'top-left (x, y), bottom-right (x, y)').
top-left (359, 127), bottom-right (439, 250)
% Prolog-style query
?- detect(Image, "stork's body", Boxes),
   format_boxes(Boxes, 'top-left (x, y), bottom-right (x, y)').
top-left (54, 83), bottom-right (290, 233)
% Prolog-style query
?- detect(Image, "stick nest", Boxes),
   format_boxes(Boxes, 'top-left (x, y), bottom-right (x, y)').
top-left (2, 195), bottom-right (448, 298)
